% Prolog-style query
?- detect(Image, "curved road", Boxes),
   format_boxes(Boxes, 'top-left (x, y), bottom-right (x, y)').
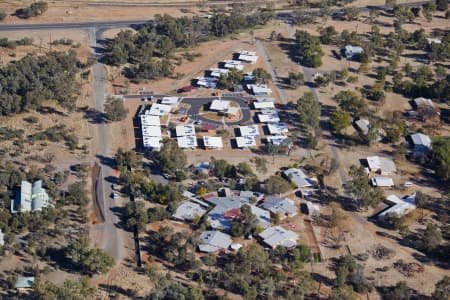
top-left (182, 96), bottom-right (252, 126)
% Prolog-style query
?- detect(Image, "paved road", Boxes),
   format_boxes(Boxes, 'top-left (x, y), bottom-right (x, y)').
top-left (182, 96), bottom-right (252, 126)
top-left (89, 28), bottom-right (125, 264)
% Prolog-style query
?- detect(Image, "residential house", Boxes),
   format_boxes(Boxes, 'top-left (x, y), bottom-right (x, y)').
top-left (344, 45), bottom-right (363, 59)
top-left (283, 168), bottom-right (315, 189)
top-left (257, 109), bottom-right (280, 123)
top-left (247, 84), bottom-right (272, 96)
top-left (261, 196), bottom-right (297, 219)
top-left (160, 97), bottom-right (180, 107)
top-left (222, 60), bottom-right (244, 71)
top-left (267, 123), bottom-right (288, 135)
top-left (409, 133), bottom-right (432, 158)
top-left (378, 193), bottom-right (416, 220)
top-left (239, 125), bottom-right (260, 137)
top-left (11, 180), bottom-right (50, 213)
top-left (14, 276), bottom-right (35, 290)
top-left (354, 118), bottom-right (370, 135)
top-left (198, 231), bottom-right (232, 253)
top-left (259, 226), bottom-right (298, 249)
top-left (210, 100), bottom-right (231, 112)
top-left (177, 135), bottom-right (198, 149)
top-left (370, 176), bottom-right (395, 188)
top-left (148, 103), bottom-right (172, 116)
top-left (203, 136), bottom-right (223, 150)
top-left (175, 124), bottom-right (196, 137)
top-left (173, 201), bottom-right (207, 221)
top-left (236, 136), bottom-right (257, 149)
top-left (366, 156), bottom-right (397, 175)
top-left (0, 229), bottom-right (4, 246)
top-left (253, 98), bottom-right (275, 109)
top-left (237, 50), bottom-right (258, 64)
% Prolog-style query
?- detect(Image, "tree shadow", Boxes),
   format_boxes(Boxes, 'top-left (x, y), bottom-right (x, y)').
top-left (95, 154), bottom-right (116, 168)
top-left (98, 284), bottom-right (138, 299)
top-left (311, 272), bottom-right (335, 287)
top-left (80, 107), bottom-right (106, 124)
top-left (36, 106), bottom-right (66, 116)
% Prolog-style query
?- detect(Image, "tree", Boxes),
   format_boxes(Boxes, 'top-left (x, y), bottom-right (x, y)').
top-left (319, 26), bottom-right (337, 45)
top-left (347, 165), bottom-right (385, 210)
top-left (386, 0), bottom-right (397, 9)
top-left (231, 204), bottom-right (259, 237)
top-left (297, 92), bottom-right (321, 129)
top-left (32, 277), bottom-right (96, 300)
top-left (237, 162), bottom-right (254, 177)
top-left (287, 72), bottom-right (305, 88)
top-left (431, 137), bottom-right (450, 182)
top-left (155, 139), bottom-right (187, 178)
top-left (421, 223), bottom-right (442, 253)
top-left (432, 276), bottom-right (450, 300)
top-left (330, 110), bottom-right (352, 134)
top-left (66, 238), bottom-right (115, 275)
top-left (335, 90), bottom-right (367, 115)
top-left (0, 11), bottom-right (7, 21)
top-left (295, 30), bottom-right (323, 67)
top-left (367, 83), bottom-right (386, 101)
top-left (265, 175), bottom-right (291, 194)
top-left (104, 97), bottom-right (128, 121)
top-left (385, 281), bottom-right (412, 300)
top-left (115, 147), bottom-right (139, 170)
top-left (343, 6), bottom-right (360, 21)
top-left (423, 2), bottom-right (437, 21)
top-left (415, 191), bottom-right (429, 221)
top-left (252, 68), bottom-right (271, 84)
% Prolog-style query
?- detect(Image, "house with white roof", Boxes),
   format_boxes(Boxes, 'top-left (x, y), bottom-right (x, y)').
top-left (176, 124), bottom-right (196, 137)
top-left (259, 226), bottom-right (298, 249)
top-left (257, 110), bottom-right (280, 123)
top-left (253, 98), bottom-right (275, 109)
top-left (237, 50), bottom-right (258, 64)
top-left (261, 196), bottom-right (297, 219)
top-left (283, 168), bottom-right (315, 189)
top-left (177, 135), bottom-right (197, 149)
top-left (173, 201), bottom-right (207, 221)
top-left (409, 133), bottom-right (432, 157)
top-left (236, 136), bottom-right (257, 148)
top-left (355, 118), bottom-right (370, 135)
top-left (160, 97), bottom-right (180, 106)
top-left (209, 68), bottom-right (229, 78)
top-left (247, 84), bottom-right (272, 96)
top-left (140, 114), bottom-right (160, 127)
top-left (267, 123), bottom-right (288, 135)
top-left (366, 156), bottom-right (397, 175)
top-left (198, 231), bottom-right (232, 253)
top-left (142, 136), bottom-right (163, 151)
top-left (239, 124), bottom-right (260, 137)
top-left (197, 77), bottom-right (218, 88)
top-left (266, 135), bottom-right (288, 146)
top-left (222, 60), bottom-right (244, 71)
top-left (344, 45), bottom-right (364, 59)
top-left (142, 125), bottom-right (162, 137)
top-left (370, 176), bottom-right (395, 188)
top-left (148, 103), bottom-right (172, 116)
top-left (378, 193), bottom-right (416, 220)
top-left (14, 277), bottom-right (35, 290)
top-left (426, 37), bottom-right (442, 45)
top-left (11, 180), bottom-right (50, 213)
top-left (203, 136), bottom-right (223, 150)
top-left (413, 97), bottom-right (435, 108)
top-left (0, 229), bottom-right (4, 246)
top-left (210, 99), bottom-right (231, 112)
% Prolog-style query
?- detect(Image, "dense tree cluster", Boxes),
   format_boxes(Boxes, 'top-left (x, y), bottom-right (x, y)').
top-left (0, 51), bottom-right (81, 115)
top-left (431, 137), bottom-right (450, 182)
top-left (102, 11), bottom-right (274, 80)
top-left (15, 1), bottom-right (48, 19)
top-left (32, 277), bottom-right (96, 300)
top-left (65, 238), bottom-right (115, 275)
top-left (297, 91), bottom-right (321, 148)
top-left (104, 97), bottom-right (129, 122)
top-left (346, 165), bottom-right (385, 209)
top-left (295, 30), bottom-right (323, 67)
top-left (153, 138), bottom-right (187, 179)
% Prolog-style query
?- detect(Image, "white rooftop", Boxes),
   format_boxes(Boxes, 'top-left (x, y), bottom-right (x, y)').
top-left (413, 97), bottom-right (435, 107)
top-left (259, 226), bottom-right (298, 248)
top-left (370, 176), bottom-right (394, 187)
top-left (203, 136), bottom-right (223, 149)
top-left (344, 45), bottom-right (364, 58)
top-left (140, 114), bottom-right (160, 126)
top-left (257, 110), bottom-right (280, 123)
top-left (247, 84), bottom-right (272, 95)
top-left (161, 97), bottom-right (180, 106)
top-left (199, 231), bottom-right (232, 253)
top-left (177, 135), bottom-right (198, 149)
top-left (238, 51), bottom-right (258, 63)
top-left (367, 156), bottom-right (397, 174)
top-left (283, 168), bottom-right (314, 189)
top-left (267, 135), bottom-right (288, 146)
top-left (355, 118), bottom-right (370, 135)
top-left (254, 98), bottom-right (275, 109)
top-left (209, 68), bottom-right (229, 78)
top-left (262, 196), bottom-right (297, 217)
top-left (148, 103), bottom-right (172, 116)
top-left (197, 77), bottom-right (218, 88)
top-left (236, 136), bottom-right (256, 148)
top-left (426, 37), bottom-right (442, 44)
top-left (142, 125), bottom-right (162, 137)
top-left (173, 201), bottom-right (207, 221)
top-left (210, 99), bottom-right (231, 111)
top-left (142, 136), bottom-right (163, 150)
top-left (239, 124), bottom-right (260, 137)
top-left (378, 193), bottom-right (416, 219)
top-left (267, 122), bottom-right (288, 135)
top-left (223, 60), bottom-right (243, 70)
top-left (410, 133), bottom-right (431, 149)
top-left (175, 124), bottom-right (196, 137)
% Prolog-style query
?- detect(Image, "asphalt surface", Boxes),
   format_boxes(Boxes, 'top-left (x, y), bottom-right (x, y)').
top-left (182, 96), bottom-right (252, 126)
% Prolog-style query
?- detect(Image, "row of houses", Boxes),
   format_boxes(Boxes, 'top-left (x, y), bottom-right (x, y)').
top-left (174, 123), bottom-right (224, 150)
top-left (140, 97), bottom-right (180, 151)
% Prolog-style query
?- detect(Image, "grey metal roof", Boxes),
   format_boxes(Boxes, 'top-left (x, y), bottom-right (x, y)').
top-left (11, 180), bottom-right (50, 213)
top-left (173, 201), bottom-right (207, 221)
top-left (410, 133), bottom-right (431, 148)
top-left (262, 197), bottom-right (297, 216)
top-left (283, 168), bottom-right (314, 189)
top-left (14, 277), bottom-right (34, 289)
top-left (259, 226), bottom-right (297, 248)
top-left (199, 231), bottom-right (231, 252)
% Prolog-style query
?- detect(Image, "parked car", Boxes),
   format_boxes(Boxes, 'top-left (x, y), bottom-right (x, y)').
top-left (111, 192), bottom-right (119, 199)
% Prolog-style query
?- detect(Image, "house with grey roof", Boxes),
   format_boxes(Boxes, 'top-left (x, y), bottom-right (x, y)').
top-left (261, 197), bottom-right (297, 219)
top-left (366, 156), bottom-right (397, 175)
top-left (172, 201), bottom-right (207, 221)
top-left (198, 231), bottom-right (232, 253)
top-left (11, 180), bottom-right (50, 213)
top-left (259, 226), bottom-right (298, 249)
top-left (355, 118), bottom-right (370, 135)
top-left (205, 196), bottom-right (271, 230)
top-left (14, 276), bottom-right (35, 290)
top-left (283, 168), bottom-right (315, 189)
top-left (408, 133), bottom-right (432, 158)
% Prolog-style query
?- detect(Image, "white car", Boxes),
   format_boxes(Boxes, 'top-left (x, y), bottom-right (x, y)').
top-left (111, 192), bottom-right (120, 199)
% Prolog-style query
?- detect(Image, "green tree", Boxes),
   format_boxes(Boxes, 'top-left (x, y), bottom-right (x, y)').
top-left (287, 72), bottom-right (305, 88)
top-left (335, 90), bottom-right (367, 115)
top-left (347, 165), bottom-right (385, 210)
top-left (265, 175), bottom-right (291, 194)
top-left (66, 238), bottom-right (115, 275)
top-left (155, 139), bottom-right (187, 178)
top-left (343, 6), bottom-right (360, 21)
top-left (385, 281), bottom-right (412, 300)
top-left (330, 110), bottom-right (352, 134)
top-left (252, 68), bottom-right (271, 84)
top-left (115, 147), bottom-right (139, 169)
top-left (319, 26), bottom-right (337, 45)
top-left (432, 276), bottom-right (450, 300)
top-left (423, 2), bottom-right (437, 21)
top-left (431, 137), bottom-right (450, 181)
top-left (295, 30), bottom-right (323, 67)
top-left (297, 91), bottom-right (321, 129)
top-left (237, 162), bottom-right (254, 177)
top-left (104, 97), bottom-right (128, 121)
top-left (421, 223), bottom-right (442, 253)
top-left (0, 11), bottom-right (7, 21)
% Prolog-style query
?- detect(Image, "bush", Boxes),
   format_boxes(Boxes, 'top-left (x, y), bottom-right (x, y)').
top-left (16, 2), bottom-right (48, 19)
top-left (0, 11), bottom-right (7, 21)
top-left (104, 97), bottom-right (128, 121)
